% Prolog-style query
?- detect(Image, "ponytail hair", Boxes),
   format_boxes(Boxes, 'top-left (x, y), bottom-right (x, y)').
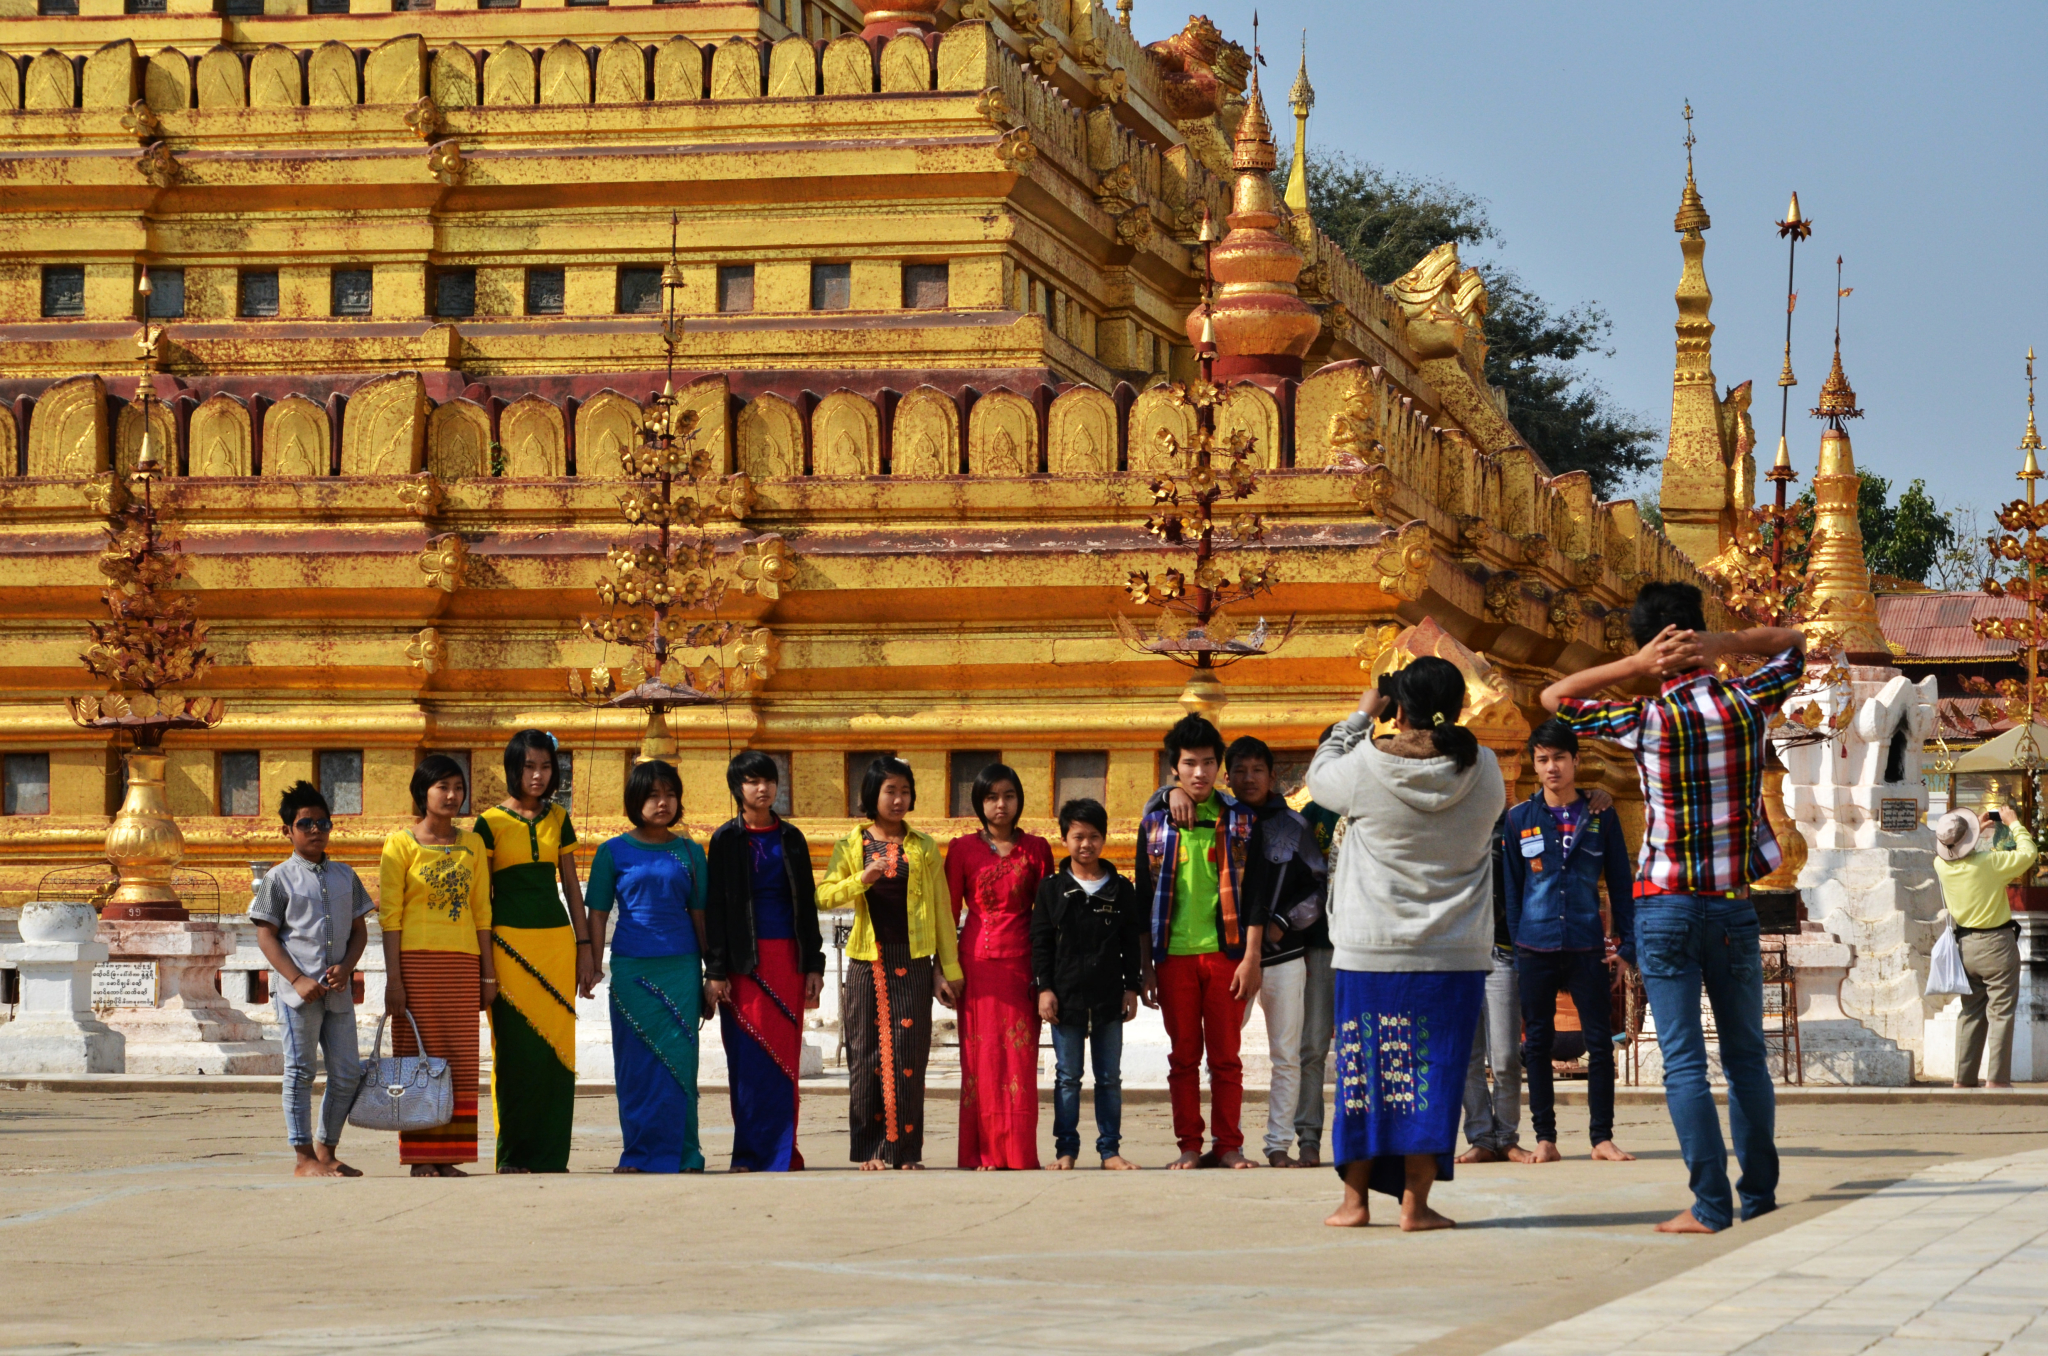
top-left (1387, 655), bottom-right (1478, 772)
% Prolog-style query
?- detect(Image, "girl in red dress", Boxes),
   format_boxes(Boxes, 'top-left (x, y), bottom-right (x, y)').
top-left (945, 763), bottom-right (1054, 1170)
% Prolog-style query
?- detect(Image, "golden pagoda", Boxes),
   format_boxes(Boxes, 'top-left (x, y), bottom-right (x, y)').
top-left (1802, 340), bottom-right (1891, 660)
top-left (0, 4), bottom-right (1716, 897)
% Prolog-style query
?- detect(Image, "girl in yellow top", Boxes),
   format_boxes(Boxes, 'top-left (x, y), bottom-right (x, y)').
top-left (474, 730), bottom-right (590, 1174)
top-left (817, 756), bottom-right (960, 1169)
top-left (379, 753), bottom-right (494, 1176)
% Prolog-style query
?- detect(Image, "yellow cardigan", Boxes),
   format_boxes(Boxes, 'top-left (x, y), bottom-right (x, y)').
top-left (817, 825), bottom-right (962, 982)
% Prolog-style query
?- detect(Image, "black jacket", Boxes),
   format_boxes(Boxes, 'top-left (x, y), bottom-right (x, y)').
top-left (1236, 798), bottom-right (1327, 967)
top-left (1030, 863), bottom-right (1144, 1033)
top-left (703, 817), bottom-right (825, 982)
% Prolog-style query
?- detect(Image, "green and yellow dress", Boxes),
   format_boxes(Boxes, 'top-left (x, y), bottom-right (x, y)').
top-left (474, 803), bottom-right (579, 1172)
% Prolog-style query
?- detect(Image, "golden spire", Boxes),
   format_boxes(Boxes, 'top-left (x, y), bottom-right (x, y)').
top-left (1657, 100), bottom-right (1733, 564)
top-left (1811, 258), bottom-right (1862, 428)
top-left (1185, 22), bottom-right (1319, 378)
top-left (2023, 347), bottom-right (2043, 480)
top-left (1802, 275), bottom-right (1888, 659)
top-left (1283, 33), bottom-right (1313, 217)
top-left (1673, 102), bottom-right (1710, 236)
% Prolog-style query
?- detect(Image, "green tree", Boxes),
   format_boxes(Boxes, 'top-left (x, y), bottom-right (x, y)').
top-left (1790, 475), bottom-right (1956, 586)
top-left (1289, 152), bottom-right (1661, 501)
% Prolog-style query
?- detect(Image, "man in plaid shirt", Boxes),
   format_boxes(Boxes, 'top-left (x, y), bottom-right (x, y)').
top-left (1541, 582), bottom-right (1806, 1235)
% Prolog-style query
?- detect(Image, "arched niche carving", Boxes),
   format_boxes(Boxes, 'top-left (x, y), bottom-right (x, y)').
top-left (539, 39), bottom-right (589, 106)
top-left (499, 395), bottom-right (566, 478)
top-left (340, 373), bottom-right (426, 476)
top-left (143, 49), bottom-right (191, 112)
top-left (1048, 386), bottom-right (1117, 477)
top-left (878, 32), bottom-right (931, 93)
top-left (26, 375), bottom-right (108, 477)
top-left (115, 397), bottom-right (178, 478)
top-left (307, 41), bottom-right (357, 106)
top-left (427, 399), bottom-right (490, 480)
top-left (652, 37), bottom-right (703, 101)
top-left (188, 395), bottom-right (252, 476)
top-left (820, 35), bottom-right (871, 96)
top-left (25, 51), bottom-right (75, 110)
top-left (363, 35), bottom-right (426, 104)
top-left (483, 42), bottom-right (536, 107)
top-left (678, 376), bottom-right (730, 473)
top-left (430, 44), bottom-right (478, 108)
top-left (196, 45), bottom-right (245, 109)
top-left (1293, 361), bottom-right (1375, 470)
top-left (812, 392), bottom-right (879, 479)
top-left (262, 394), bottom-right (329, 477)
top-left (248, 44), bottom-right (301, 107)
top-left (594, 37), bottom-right (645, 103)
top-left (737, 393), bottom-right (802, 480)
top-left (892, 387), bottom-right (959, 478)
top-left (967, 389), bottom-right (1037, 476)
top-left (1216, 382), bottom-right (1281, 471)
top-left (1127, 384), bottom-right (1198, 475)
top-left (82, 40), bottom-right (139, 108)
top-left (710, 38), bottom-right (762, 100)
top-left (574, 390), bottom-right (642, 478)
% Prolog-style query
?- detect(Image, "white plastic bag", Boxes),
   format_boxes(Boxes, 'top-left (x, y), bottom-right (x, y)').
top-left (1927, 926), bottom-right (1972, 997)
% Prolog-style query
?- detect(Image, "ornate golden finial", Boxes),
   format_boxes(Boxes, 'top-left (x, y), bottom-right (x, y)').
top-left (1233, 21), bottom-right (1275, 173)
top-left (1673, 102), bottom-right (1710, 235)
top-left (1811, 257), bottom-right (1862, 427)
top-left (2022, 347), bottom-right (2043, 480)
top-left (1283, 33), bottom-right (1312, 217)
top-left (1117, 0), bottom-right (1133, 31)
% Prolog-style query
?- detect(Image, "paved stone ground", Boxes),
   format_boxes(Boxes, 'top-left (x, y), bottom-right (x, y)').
top-left (2, 1089), bottom-right (2045, 1354)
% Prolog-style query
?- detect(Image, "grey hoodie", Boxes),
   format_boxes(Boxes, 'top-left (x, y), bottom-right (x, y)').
top-left (1305, 713), bottom-right (1505, 973)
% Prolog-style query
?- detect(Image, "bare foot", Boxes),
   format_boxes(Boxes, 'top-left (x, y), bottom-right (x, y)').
top-left (1400, 1205), bottom-right (1456, 1232)
top-left (1504, 1145), bottom-right (1540, 1164)
top-left (1530, 1141), bottom-right (1562, 1164)
top-left (1049, 1155), bottom-right (1076, 1170)
top-left (330, 1161), bottom-right (363, 1178)
top-left (1297, 1145), bottom-right (1322, 1168)
top-left (1166, 1151), bottom-right (1203, 1170)
top-left (1990, 1081), bottom-right (2014, 1089)
top-left (1654, 1208), bottom-right (1718, 1234)
top-left (858, 1159), bottom-right (889, 1172)
top-left (1324, 1200), bottom-right (1371, 1227)
top-left (898, 1162), bottom-right (924, 1171)
top-left (410, 1165), bottom-right (440, 1177)
top-left (729, 1165), bottom-right (753, 1174)
top-left (1214, 1150), bottom-right (1256, 1170)
top-left (311, 1149), bottom-right (362, 1179)
top-left (1591, 1140), bottom-right (1636, 1162)
top-left (1267, 1151), bottom-right (1300, 1168)
top-left (497, 1165), bottom-right (531, 1175)
top-left (435, 1165), bottom-right (468, 1178)
top-left (293, 1150), bottom-right (339, 1178)
top-left (1455, 1144), bottom-right (1502, 1165)
top-left (613, 1165), bottom-right (644, 1174)
top-left (1101, 1155), bottom-right (1140, 1170)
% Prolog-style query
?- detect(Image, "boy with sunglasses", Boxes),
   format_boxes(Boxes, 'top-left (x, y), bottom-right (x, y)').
top-left (250, 781), bottom-right (374, 1177)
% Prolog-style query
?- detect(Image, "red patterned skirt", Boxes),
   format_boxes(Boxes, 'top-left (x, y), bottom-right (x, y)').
top-left (957, 951), bottom-right (1040, 1169)
top-left (394, 949), bottom-right (481, 1165)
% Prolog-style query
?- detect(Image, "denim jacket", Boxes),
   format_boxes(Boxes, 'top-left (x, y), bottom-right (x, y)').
top-left (1501, 792), bottom-right (1635, 962)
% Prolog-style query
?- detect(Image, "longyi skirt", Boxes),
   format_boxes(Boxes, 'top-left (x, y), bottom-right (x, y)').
top-left (395, 949), bottom-right (482, 1165)
top-left (1331, 968), bottom-right (1484, 1199)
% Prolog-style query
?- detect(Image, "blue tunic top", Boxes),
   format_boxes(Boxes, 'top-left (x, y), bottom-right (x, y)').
top-left (586, 833), bottom-right (707, 960)
top-left (746, 824), bottom-right (796, 941)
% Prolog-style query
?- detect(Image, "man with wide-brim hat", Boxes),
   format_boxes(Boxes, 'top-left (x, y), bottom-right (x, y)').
top-left (1930, 804), bottom-right (2035, 1089)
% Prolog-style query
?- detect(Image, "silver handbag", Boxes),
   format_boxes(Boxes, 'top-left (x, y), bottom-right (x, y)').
top-left (347, 1010), bottom-right (454, 1133)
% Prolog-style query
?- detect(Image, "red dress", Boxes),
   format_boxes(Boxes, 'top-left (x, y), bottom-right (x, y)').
top-left (946, 831), bottom-right (1053, 1170)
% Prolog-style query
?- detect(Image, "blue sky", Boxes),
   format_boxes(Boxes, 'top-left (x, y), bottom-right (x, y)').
top-left (1160, 1), bottom-right (2047, 529)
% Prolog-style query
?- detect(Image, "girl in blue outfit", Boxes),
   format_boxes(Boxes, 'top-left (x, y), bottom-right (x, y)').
top-left (585, 760), bottom-right (710, 1174)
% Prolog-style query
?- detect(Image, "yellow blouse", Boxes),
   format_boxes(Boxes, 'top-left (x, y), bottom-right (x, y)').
top-left (817, 825), bottom-right (961, 982)
top-left (378, 828), bottom-right (493, 954)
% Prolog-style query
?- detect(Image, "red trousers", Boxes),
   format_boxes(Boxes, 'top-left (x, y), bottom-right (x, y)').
top-left (1157, 950), bottom-right (1247, 1154)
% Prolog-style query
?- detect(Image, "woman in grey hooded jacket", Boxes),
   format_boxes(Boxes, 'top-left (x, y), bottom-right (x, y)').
top-left (1305, 655), bottom-right (1505, 1231)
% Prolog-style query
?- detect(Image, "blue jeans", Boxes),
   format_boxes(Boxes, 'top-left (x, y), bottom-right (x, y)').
top-left (276, 996), bottom-right (363, 1148)
top-left (1050, 1019), bottom-right (1124, 1161)
top-left (1636, 893), bottom-right (1778, 1230)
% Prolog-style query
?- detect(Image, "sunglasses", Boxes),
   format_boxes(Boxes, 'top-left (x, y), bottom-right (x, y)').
top-left (291, 817), bottom-right (333, 834)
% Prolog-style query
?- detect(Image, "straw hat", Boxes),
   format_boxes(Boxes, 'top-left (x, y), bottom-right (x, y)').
top-left (1933, 810), bottom-right (1980, 862)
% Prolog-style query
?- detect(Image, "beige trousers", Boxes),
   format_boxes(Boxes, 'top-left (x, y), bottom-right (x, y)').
top-left (1955, 926), bottom-right (2022, 1086)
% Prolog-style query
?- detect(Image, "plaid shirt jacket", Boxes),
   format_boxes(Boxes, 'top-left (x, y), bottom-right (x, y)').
top-left (1558, 647), bottom-right (1805, 897)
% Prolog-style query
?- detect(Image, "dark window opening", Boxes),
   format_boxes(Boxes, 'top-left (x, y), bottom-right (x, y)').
top-left (41, 266), bottom-right (85, 318)
top-left (308, 0), bottom-right (348, 11)
top-left (3, 753), bottom-right (51, 815)
top-left (717, 265), bottom-right (755, 314)
top-left (145, 269), bottom-right (184, 319)
top-left (948, 751), bottom-right (1003, 820)
top-left (1885, 725), bottom-right (1908, 784)
top-left (525, 268), bottom-right (565, 315)
top-left (1053, 751), bottom-right (1108, 808)
top-left (477, 0), bottom-right (519, 9)
top-left (317, 751), bottom-right (363, 815)
top-left (220, 751), bottom-right (261, 817)
top-left (810, 262), bottom-right (851, 311)
top-left (38, 0), bottom-right (78, 15)
top-left (903, 263), bottom-right (949, 311)
top-left (435, 268), bottom-right (477, 319)
top-left (220, 0), bottom-right (261, 13)
top-left (238, 271), bottom-right (280, 319)
top-left (331, 269), bottom-right (372, 317)
top-left (617, 266), bottom-right (662, 315)
top-left (126, 0), bottom-right (167, 13)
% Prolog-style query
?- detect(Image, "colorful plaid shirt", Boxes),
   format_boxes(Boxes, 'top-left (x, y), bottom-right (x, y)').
top-left (1558, 647), bottom-right (1805, 897)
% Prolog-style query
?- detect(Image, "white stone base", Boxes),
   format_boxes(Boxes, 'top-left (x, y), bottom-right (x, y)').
top-left (99, 918), bottom-right (281, 1076)
top-left (0, 903), bottom-right (125, 1075)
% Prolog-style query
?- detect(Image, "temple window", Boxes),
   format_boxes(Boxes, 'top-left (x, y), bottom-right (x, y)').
top-left (617, 267), bottom-right (663, 314)
top-left (810, 262), bottom-right (852, 311)
top-left (37, 0), bottom-right (77, 14)
top-left (435, 268), bottom-right (477, 319)
top-left (221, 0), bottom-right (261, 14)
top-left (40, 267), bottom-right (84, 318)
top-left (1884, 725), bottom-right (1909, 784)
top-left (317, 751), bottom-right (363, 816)
top-left (219, 752), bottom-right (260, 817)
top-left (551, 751), bottom-right (577, 811)
top-left (2, 754), bottom-right (50, 816)
top-left (526, 268), bottom-right (566, 316)
top-left (717, 265), bottom-right (756, 314)
top-left (145, 269), bottom-right (185, 319)
top-left (126, 0), bottom-right (166, 13)
top-left (478, 0), bottom-right (520, 9)
top-left (1053, 751), bottom-right (1109, 806)
top-left (238, 271), bottom-right (280, 319)
top-left (844, 750), bottom-right (896, 817)
top-left (331, 269), bottom-right (372, 317)
top-left (308, 0), bottom-right (347, 10)
top-left (903, 263), bottom-right (949, 311)
top-left (947, 751), bottom-right (1003, 818)
top-left (423, 750), bottom-right (473, 814)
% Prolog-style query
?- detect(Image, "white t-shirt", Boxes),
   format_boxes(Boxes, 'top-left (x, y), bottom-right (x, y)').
top-left (1073, 871), bottom-right (1111, 896)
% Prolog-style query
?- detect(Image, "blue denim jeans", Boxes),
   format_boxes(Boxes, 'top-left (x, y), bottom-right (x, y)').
top-left (1050, 1019), bottom-right (1124, 1161)
top-left (276, 995), bottom-right (363, 1148)
top-left (1636, 893), bottom-right (1778, 1230)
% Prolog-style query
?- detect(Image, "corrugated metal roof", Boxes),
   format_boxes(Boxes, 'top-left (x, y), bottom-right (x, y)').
top-left (1877, 591), bottom-right (2024, 661)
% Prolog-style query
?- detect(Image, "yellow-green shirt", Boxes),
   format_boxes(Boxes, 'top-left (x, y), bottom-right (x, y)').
top-left (1934, 824), bottom-right (2036, 931)
top-left (378, 828), bottom-right (493, 953)
top-left (1167, 794), bottom-right (1224, 956)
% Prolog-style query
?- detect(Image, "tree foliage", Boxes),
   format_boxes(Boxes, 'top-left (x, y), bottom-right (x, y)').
top-left (1290, 152), bottom-right (1660, 500)
top-left (1789, 474), bottom-right (1957, 586)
